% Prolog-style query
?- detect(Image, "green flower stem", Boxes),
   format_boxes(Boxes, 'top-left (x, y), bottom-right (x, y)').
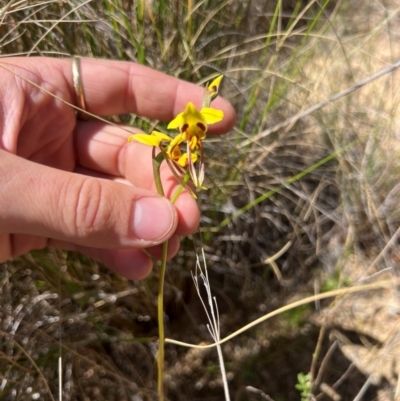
top-left (152, 150), bottom-right (189, 401)
top-left (152, 150), bottom-right (166, 401)
top-left (157, 240), bottom-right (167, 401)
top-left (153, 150), bottom-right (165, 196)
top-left (170, 171), bottom-right (191, 204)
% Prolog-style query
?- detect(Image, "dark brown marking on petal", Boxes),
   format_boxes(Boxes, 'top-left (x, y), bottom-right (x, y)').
top-left (196, 122), bottom-right (206, 131)
top-left (181, 123), bottom-right (189, 133)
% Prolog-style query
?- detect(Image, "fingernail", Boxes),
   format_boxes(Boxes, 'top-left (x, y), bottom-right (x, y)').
top-left (131, 197), bottom-right (175, 242)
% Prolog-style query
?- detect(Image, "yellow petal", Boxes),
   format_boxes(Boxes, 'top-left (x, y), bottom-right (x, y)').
top-left (167, 113), bottom-right (184, 130)
top-left (169, 145), bottom-right (182, 161)
top-left (207, 75), bottom-right (223, 96)
top-left (177, 152), bottom-right (197, 167)
top-left (200, 107), bottom-right (224, 124)
top-left (151, 131), bottom-right (172, 142)
top-left (185, 102), bottom-right (206, 125)
top-left (166, 134), bottom-right (184, 158)
top-left (130, 133), bottom-right (162, 147)
top-left (168, 102), bottom-right (206, 131)
top-left (168, 133), bottom-right (184, 151)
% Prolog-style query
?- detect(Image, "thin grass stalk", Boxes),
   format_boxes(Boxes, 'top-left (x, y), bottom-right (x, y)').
top-left (58, 356), bottom-right (62, 401)
top-left (166, 280), bottom-right (399, 350)
top-left (239, 0), bottom-right (282, 132)
top-left (187, 0), bottom-right (192, 41)
top-left (261, 0), bottom-right (331, 115)
top-left (0, 0), bottom-right (17, 19)
top-left (192, 249), bottom-right (230, 401)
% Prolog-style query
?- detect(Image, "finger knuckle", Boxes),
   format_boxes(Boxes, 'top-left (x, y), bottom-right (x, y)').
top-left (71, 178), bottom-right (109, 238)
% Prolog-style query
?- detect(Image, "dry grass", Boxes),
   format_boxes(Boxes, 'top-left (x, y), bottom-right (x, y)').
top-left (1, 0), bottom-right (400, 400)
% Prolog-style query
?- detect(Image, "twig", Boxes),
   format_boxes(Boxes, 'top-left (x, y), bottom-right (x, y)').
top-left (264, 241), bottom-right (292, 282)
top-left (352, 377), bottom-right (372, 401)
top-left (166, 279), bottom-right (398, 349)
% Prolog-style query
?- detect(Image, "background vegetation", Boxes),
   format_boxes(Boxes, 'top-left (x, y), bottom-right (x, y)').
top-left (1, 0), bottom-right (400, 400)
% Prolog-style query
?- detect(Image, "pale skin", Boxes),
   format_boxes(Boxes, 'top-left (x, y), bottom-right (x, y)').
top-left (0, 58), bottom-right (236, 280)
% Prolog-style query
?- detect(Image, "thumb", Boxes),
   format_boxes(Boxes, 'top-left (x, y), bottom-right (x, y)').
top-left (0, 151), bottom-right (177, 248)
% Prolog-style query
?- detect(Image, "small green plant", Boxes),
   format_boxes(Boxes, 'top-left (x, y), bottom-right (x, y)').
top-left (281, 304), bottom-right (310, 328)
top-left (321, 269), bottom-right (352, 292)
top-left (295, 372), bottom-right (312, 401)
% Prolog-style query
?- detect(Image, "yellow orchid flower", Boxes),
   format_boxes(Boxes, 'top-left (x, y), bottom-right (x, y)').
top-left (127, 76), bottom-right (224, 190)
top-left (167, 102), bottom-right (223, 187)
top-left (167, 102), bottom-right (223, 137)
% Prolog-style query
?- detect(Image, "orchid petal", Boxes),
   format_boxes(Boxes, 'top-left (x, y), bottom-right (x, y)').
top-left (166, 134), bottom-right (184, 154)
top-left (151, 131), bottom-right (172, 142)
top-left (166, 134), bottom-right (185, 162)
top-left (200, 108), bottom-right (224, 124)
top-left (168, 102), bottom-right (207, 131)
top-left (167, 113), bottom-right (184, 130)
top-left (187, 143), bottom-right (198, 187)
top-left (198, 147), bottom-right (205, 187)
top-left (177, 152), bottom-right (197, 167)
top-left (207, 75), bottom-right (223, 100)
top-left (129, 133), bottom-right (162, 147)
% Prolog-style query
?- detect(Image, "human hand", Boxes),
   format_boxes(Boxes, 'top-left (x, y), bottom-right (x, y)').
top-left (0, 57), bottom-right (236, 279)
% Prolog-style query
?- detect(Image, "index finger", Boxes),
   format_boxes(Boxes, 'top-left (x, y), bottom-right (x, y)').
top-left (0, 57), bottom-right (235, 134)
top-left (66, 58), bottom-right (236, 134)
